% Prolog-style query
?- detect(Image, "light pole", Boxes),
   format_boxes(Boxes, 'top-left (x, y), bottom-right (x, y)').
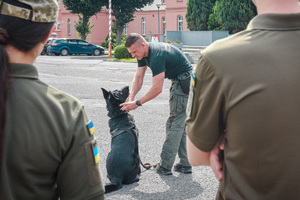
top-left (156, 3), bottom-right (161, 34)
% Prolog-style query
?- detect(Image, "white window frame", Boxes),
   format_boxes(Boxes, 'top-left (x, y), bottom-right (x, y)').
top-left (55, 19), bottom-right (61, 31)
top-left (68, 19), bottom-right (71, 35)
top-left (178, 16), bottom-right (183, 31)
top-left (162, 17), bottom-right (166, 35)
top-left (142, 18), bottom-right (146, 35)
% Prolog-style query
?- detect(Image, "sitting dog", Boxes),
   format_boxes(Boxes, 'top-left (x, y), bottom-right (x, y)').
top-left (101, 86), bottom-right (141, 193)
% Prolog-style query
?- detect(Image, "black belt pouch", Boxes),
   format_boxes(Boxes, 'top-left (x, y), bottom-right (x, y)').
top-left (177, 71), bottom-right (191, 95)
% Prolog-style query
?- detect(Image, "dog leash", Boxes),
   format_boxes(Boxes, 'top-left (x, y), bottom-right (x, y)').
top-left (140, 160), bottom-right (159, 170)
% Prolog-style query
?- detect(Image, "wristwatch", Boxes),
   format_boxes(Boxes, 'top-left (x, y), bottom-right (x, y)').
top-left (136, 100), bottom-right (142, 106)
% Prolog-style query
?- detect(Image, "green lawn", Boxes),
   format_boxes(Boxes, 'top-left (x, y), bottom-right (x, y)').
top-left (106, 58), bottom-right (137, 63)
top-left (104, 51), bottom-right (136, 62)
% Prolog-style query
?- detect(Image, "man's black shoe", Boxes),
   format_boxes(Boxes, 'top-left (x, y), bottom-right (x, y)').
top-left (173, 163), bottom-right (192, 174)
top-left (155, 164), bottom-right (172, 175)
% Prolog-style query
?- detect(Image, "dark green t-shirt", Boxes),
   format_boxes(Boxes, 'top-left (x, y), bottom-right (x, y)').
top-left (138, 42), bottom-right (191, 79)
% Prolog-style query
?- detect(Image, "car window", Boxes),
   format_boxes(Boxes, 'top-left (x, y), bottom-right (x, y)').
top-left (68, 40), bottom-right (77, 44)
top-left (78, 40), bottom-right (89, 45)
top-left (54, 39), bottom-right (67, 44)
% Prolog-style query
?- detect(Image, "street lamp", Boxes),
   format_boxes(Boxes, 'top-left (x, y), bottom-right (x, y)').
top-left (156, 3), bottom-right (161, 34)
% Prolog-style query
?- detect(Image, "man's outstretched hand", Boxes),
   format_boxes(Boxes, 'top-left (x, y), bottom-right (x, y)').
top-left (120, 101), bottom-right (138, 111)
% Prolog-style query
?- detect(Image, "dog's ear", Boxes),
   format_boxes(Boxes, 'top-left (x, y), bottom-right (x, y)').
top-left (101, 88), bottom-right (110, 100)
top-left (122, 86), bottom-right (130, 97)
top-left (123, 86), bottom-right (129, 92)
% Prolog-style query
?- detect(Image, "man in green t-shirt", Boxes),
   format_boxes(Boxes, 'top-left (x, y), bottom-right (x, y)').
top-left (120, 33), bottom-right (192, 175)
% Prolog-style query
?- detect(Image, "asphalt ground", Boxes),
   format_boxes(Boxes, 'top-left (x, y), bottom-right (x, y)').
top-left (34, 55), bottom-right (219, 200)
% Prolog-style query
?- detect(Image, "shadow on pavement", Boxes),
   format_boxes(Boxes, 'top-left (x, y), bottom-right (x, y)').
top-left (105, 169), bottom-right (204, 200)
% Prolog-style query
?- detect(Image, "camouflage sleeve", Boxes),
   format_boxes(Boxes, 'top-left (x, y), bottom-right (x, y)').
top-left (56, 105), bottom-right (105, 200)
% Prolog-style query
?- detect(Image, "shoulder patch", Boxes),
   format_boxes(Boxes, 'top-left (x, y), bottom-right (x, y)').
top-left (92, 140), bottom-right (100, 165)
top-left (87, 121), bottom-right (95, 136)
top-left (186, 83), bottom-right (194, 117)
top-left (191, 70), bottom-right (195, 87)
top-left (85, 139), bottom-right (102, 186)
top-left (186, 69), bottom-right (196, 117)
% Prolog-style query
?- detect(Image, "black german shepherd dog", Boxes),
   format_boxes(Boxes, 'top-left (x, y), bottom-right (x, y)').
top-left (101, 86), bottom-right (141, 193)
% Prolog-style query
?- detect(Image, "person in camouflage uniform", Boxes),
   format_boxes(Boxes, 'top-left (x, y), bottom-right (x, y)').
top-left (0, 0), bottom-right (105, 199)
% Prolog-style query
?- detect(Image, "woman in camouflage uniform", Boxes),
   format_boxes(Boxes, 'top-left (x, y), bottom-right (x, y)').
top-left (0, 0), bottom-right (105, 199)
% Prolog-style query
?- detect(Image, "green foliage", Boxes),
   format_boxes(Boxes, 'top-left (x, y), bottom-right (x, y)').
top-left (104, 0), bottom-right (154, 45)
top-left (63, 0), bottom-right (106, 39)
top-left (101, 34), bottom-right (127, 49)
top-left (114, 44), bottom-right (132, 59)
top-left (207, 13), bottom-right (221, 31)
top-left (106, 33), bottom-right (117, 50)
top-left (74, 16), bottom-right (94, 40)
top-left (101, 42), bottom-right (107, 48)
top-left (186, 0), bottom-right (217, 31)
top-left (186, 0), bottom-right (256, 34)
top-left (213, 0), bottom-right (257, 34)
top-left (166, 40), bottom-right (182, 44)
top-left (63, 0), bottom-right (105, 18)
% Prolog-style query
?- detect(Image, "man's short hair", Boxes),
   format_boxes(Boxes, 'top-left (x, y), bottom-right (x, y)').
top-left (125, 33), bottom-right (145, 48)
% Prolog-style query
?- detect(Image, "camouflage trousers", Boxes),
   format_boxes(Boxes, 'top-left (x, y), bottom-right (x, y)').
top-left (160, 79), bottom-right (191, 169)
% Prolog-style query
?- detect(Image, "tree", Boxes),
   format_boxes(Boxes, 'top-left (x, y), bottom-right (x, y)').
top-left (212, 0), bottom-right (257, 34)
top-left (186, 0), bottom-right (217, 31)
top-left (63, 0), bottom-right (106, 40)
top-left (106, 0), bottom-right (154, 46)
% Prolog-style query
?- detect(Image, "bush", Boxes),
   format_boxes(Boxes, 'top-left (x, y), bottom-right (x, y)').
top-left (114, 44), bottom-right (132, 59)
top-left (101, 42), bottom-right (108, 48)
top-left (101, 34), bottom-right (128, 50)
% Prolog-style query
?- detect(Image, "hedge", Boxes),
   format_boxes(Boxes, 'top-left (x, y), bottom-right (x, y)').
top-left (114, 44), bottom-right (132, 59)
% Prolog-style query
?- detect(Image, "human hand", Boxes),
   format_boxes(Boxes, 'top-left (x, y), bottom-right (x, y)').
top-left (120, 101), bottom-right (138, 111)
top-left (209, 133), bottom-right (225, 182)
top-left (125, 96), bottom-right (133, 103)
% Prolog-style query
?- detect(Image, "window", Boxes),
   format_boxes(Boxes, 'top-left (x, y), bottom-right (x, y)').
top-left (78, 40), bottom-right (89, 45)
top-left (124, 24), bottom-right (128, 35)
top-left (55, 20), bottom-right (61, 31)
top-left (142, 18), bottom-right (146, 35)
top-left (178, 16), bottom-right (183, 31)
top-left (162, 0), bottom-right (166, 4)
top-left (162, 17), bottom-right (166, 35)
top-left (68, 39), bottom-right (77, 44)
top-left (68, 19), bottom-right (71, 35)
top-left (57, 0), bottom-right (61, 9)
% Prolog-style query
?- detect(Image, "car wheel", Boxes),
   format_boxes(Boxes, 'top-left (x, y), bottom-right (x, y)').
top-left (93, 49), bottom-right (101, 56)
top-left (61, 48), bottom-right (69, 56)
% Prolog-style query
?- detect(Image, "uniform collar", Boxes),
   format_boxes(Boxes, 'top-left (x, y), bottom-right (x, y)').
top-left (9, 63), bottom-right (39, 79)
top-left (247, 12), bottom-right (300, 31)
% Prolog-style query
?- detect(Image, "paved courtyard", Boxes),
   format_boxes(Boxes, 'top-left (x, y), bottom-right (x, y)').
top-left (34, 55), bottom-right (218, 200)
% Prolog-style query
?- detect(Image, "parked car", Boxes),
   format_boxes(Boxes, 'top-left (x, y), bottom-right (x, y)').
top-left (40, 38), bottom-right (55, 55)
top-left (47, 39), bottom-right (104, 56)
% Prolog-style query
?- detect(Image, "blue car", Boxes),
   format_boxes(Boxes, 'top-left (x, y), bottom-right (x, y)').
top-left (47, 38), bottom-right (104, 56)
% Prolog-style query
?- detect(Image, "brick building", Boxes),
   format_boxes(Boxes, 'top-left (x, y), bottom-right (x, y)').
top-left (53, 0), bottom-right (189, 45)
